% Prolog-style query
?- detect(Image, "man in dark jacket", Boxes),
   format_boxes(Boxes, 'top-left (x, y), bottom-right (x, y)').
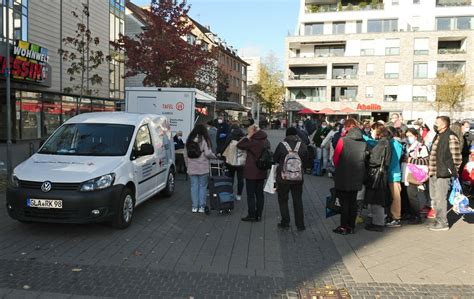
top-left (332, 119), bottom-right (367, 235)
top-left (173, 131), bottom-right (185, 150)
top-left (237, 125), bottom-right (270, 222)
top-left (273, 127), bottom-right (308, 231)
top-left (428, 116), bottom-right (462, 231)
top-left (216, 117), bottom-right (230, 154)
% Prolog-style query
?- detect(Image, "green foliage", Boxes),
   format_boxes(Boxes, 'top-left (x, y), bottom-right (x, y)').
top-left (252, 54), bottom-right (285, 116)
top-left (347, 3), bottom-right (353, 10)
top-left (337, 2), bottom-right (342, 11)
top-left (433, 71), bottom-right (469, 114)
top-left (359, 2), bottom-right (368, 9)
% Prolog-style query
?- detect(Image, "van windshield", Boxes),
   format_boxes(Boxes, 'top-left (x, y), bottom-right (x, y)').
top-left (39, 124), bottom-right (135, 156)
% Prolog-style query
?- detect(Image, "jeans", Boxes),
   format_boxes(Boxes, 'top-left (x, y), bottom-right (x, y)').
top-left (246, 179), bottom-right (265, 218)
top-left (337, 190), bottom-right (358, 229)
top-left (226, 166), bottom-right (244, 196)
top-left (429, 176), bottom-right (451, 226)
top-left (277, 183), bottom-right (304, 228)
top-left (322, 147), bottom-right (329, 170)
top-left (190, 174), bottom-right (208, 209)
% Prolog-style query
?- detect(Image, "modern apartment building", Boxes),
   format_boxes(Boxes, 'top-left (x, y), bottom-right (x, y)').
top-left (285, 0), bottom-right (474, 122)
top-left (0, 0), bottom-right (125, 166)
top-left (125, 1), bottom-right (248, 106)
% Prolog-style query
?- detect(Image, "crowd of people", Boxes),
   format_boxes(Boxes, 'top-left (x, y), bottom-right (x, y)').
top-left (178, 114), bottom-right (473, 234)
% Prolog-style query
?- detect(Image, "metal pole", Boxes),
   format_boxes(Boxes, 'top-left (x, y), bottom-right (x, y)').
top-left (256, 101), bottom-right (260, 127)
top-left (6, 0), bottom-right (13, 179)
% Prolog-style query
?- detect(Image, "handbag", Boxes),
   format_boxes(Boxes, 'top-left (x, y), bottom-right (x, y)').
top-left (223, 140), bottom-right (247, 167)
top-left (264, 164), bottom-right (278, 194)
top-left (369, 146), bottom-right (386, 189)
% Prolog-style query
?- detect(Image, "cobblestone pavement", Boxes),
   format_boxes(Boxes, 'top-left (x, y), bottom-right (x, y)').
top-left (0, 130), bottom-right (473, 298)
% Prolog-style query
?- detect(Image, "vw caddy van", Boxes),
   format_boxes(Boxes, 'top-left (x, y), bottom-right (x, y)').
top-left (7, 112), bottom-right (176, 229)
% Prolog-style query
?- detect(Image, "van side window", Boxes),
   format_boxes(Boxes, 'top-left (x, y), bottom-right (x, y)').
top-left (133, 125), bottom-right (152, 152)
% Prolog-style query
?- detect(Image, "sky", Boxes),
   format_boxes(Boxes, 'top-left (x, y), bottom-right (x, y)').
top-left (132, 0), bottom-right (299, 69)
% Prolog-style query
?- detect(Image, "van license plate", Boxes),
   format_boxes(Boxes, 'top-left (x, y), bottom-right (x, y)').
top-left (27, 199), bottom-right (63, 209)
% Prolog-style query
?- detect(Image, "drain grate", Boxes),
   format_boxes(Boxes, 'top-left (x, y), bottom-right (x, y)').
top-left (298, 286), bottom-right (351, 299)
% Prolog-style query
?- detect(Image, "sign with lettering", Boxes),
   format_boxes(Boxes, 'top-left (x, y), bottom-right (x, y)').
top-left (0, 40), bottom-right (51, 87)
top-left (357, 103), bottom-right (382, 111)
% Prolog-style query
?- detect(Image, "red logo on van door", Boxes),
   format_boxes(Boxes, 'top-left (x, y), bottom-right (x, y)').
top-left (176, 102), bottom-right (185, 111)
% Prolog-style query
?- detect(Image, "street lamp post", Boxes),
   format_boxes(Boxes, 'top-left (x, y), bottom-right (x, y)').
top-left (5, 0), bottom-right (13, 180)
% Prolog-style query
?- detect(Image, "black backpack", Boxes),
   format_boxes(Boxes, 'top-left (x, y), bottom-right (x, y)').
top-left (186, 141), bottom-right (202, 159)
top-left (256, 141), bottom-right (273, 170)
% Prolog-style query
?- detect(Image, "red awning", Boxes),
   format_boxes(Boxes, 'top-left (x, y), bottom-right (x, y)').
top-left (297, 108), bottom-right (317, 115)
top-left (338, 107), bottom-right (357, 114)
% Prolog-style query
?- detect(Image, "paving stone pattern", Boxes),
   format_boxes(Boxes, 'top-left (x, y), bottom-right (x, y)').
top-left (0, 130), bottom-right (472, 298)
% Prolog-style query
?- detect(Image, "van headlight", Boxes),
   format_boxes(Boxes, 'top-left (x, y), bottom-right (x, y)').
top-left (10, 175), bottom-right (19, 188)
top-left (80, 174), bottom-right (115, 192)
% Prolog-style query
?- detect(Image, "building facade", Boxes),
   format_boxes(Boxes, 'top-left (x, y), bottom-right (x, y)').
top-left (125, 1), bottom-right (248, 105)
top-left (0, 0), bottom-right (125, 167)
top-left (0, 0), bottom-right (125, 141)
top-left (241, 56), bottom-right (261, 113)
top-left (285, 0), bottom-right (474, 122)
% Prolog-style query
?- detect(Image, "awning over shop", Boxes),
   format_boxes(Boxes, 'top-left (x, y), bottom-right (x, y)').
top-left (316, 108), bottom-right (336, 115)
top-left (214, 101), bottom-right (249, 112)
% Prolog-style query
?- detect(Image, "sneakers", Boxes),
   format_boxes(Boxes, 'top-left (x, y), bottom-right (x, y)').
top-left (386, 219), bottom-right (401, 228)
top-left (236, 195), bottom-right (241, 201)
top-left (333, 226), bottom-right (354, 235)
top-left (192, 208), bottom-right (198, 213)
top-left (407, 216), bottom-right (423, 225)
top-left (428, 222), bottom-right (449, 232)
top-left (427, 209), bottom-right (436, 219)
top-left (420, 206), bottom-right (431, 214)
top-left (198, 207), bottom-right (205, 213)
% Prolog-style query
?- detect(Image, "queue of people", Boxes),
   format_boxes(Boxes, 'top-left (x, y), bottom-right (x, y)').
top-left (181, 115), bottom-right (472, 235)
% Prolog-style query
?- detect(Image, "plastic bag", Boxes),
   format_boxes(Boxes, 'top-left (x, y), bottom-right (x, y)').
top-left (264, 164), bottom-right (277, 194)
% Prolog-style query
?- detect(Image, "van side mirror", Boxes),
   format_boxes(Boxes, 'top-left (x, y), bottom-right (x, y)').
top-left (139, 143), bottom-right (154, 156)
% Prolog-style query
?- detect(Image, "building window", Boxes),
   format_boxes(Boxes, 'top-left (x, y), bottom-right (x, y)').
top-left (361, 39), bottom-right (374, 56)
top-left (366, 86), bottom-right (374, 98)
top-left (290, 87), bottom-right (326, 102)
top-left (368, 19), bottom-right (398, 33)
top-left (414, 62), bottom-right (428, 79)
top-left (413, 85), bottom-right (428, 102)
top-left (385, 39), bottom-right (400, 55)
top-left (384, 86), bottom-right (398, 102)
top-left (109, 0), bottom-right (125, 100)
top-left (356, 21), bottom-right (363, 33)
top-left (392, 0), bottom-right (399, 5)
top-left (331, 86), bottom-right (357, 102)
top-left (414, 38), bottom-right (429, 55)
top-left (413, 0), bottom-right (420, 4)
top-left (436, 16), bottom-right (474, 30)
top-left (366, 63), bottom-right (374, 75)
top-left (314, 45), bottom-right (345, 57)
top-left (1, 0), bottom-right (28, 41)
top-left (187, 34), bottom-right (197, 45)
top-left (384, 62), bottom-right (399, 79)
top-left (304, 23), bottom-right (324, 35)
top-left (332, 22), bottom-right (345, 34)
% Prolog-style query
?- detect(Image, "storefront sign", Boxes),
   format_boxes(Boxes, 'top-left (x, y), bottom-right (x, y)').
top-left (357, 103), bottom-right (382, 111)
top-left (0, 40), bottom-right (51, 86)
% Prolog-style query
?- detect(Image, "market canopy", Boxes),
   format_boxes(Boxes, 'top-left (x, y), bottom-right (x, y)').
top-left (338, 107), bottom-right (357, 114)
top-left (214, 101), bottom-right (249, 112)
top-left (316, 108), bottom-right (336, 115)
top-left (297, 108), bottom-right (317, 115)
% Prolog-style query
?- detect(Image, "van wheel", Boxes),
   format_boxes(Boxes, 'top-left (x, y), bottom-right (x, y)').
top-left (161, 170), bottom-right (175, 197)
top-left (112, 188), bottom-right (134, 229)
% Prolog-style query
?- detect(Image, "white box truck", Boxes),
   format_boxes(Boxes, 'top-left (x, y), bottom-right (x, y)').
top-left (126, 87), bottom-right (216, 140)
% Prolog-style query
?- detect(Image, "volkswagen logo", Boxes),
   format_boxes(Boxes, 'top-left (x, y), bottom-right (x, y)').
top-left (41, 181), bottom-right (52, 193)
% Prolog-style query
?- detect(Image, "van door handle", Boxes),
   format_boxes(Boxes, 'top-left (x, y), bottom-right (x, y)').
top-left (152, 162), bottom-right (157, 166)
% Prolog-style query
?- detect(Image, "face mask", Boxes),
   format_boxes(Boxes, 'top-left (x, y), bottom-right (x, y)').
top-left (407, 136), bottom-right (416, 144)
top-left (371, 132), bottom-right (377, 139)
top-left (298, 122), bottom-right (303, 127)
top-left (464, 127), bottom-right (470, 133)
top-left (218, 119), bottom-right (223, 124)
top-left (433, 125), bottom-right (439, 133)
top-left (364, 128), bottom-right (370, 133)
top-left (177, 136), bottom-right (182, 140)
top-left (321, 125), bottom-right (327, 129)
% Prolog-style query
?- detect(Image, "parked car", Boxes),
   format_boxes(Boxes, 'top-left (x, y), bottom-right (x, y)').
top-left (6, 112), bottom-right (176, 229)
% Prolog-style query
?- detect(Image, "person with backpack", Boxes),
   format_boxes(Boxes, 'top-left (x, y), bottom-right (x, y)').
top-left (216, 117), bottom-right (230, 154)
top-left (221, 122), bottom-right (246, 201)
top-left (273, 127), bottom-right (309, 231)
top-left (237, 125), bottom-right (271, 222)
top-left (184, 124), bottom-right (217, 213)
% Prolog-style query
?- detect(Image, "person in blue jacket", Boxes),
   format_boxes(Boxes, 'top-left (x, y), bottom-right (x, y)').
top-left (386, 126), bottom-right (404, 227)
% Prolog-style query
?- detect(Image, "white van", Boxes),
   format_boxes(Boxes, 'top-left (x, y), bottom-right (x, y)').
top-left (6, 112), bottom-right (176, 229)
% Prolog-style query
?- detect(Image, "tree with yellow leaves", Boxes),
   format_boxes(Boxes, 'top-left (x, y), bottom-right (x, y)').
top-left (433, 71), bottom-right (469, 116)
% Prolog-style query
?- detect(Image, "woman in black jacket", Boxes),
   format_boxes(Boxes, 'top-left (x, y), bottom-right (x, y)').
top-left (364, 124), bottom-right (392, 232)
top-left (221, 122), bottom-right (246, 201)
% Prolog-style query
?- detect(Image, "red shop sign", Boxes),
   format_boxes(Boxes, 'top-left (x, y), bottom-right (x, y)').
top-left (357, 104), bottom-right (382, 111)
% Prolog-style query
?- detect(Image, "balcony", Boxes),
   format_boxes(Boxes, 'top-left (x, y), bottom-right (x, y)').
top-left (438, 39), bottom-right (467, 55)
top-left (305, 0), bottom-right (384, 13)
top-left (331, 86), bottom-right (358, 102)
top-left (289, 66), bottom-right (327, 80)
top-left (332, 64), bottom-right (358, 79)
top-left (436, 0), bottom-right (471, 6)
